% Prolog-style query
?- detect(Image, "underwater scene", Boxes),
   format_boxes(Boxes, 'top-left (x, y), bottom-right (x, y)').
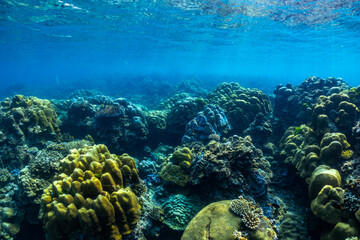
top-left (1, 0), bottom-right (360, 240)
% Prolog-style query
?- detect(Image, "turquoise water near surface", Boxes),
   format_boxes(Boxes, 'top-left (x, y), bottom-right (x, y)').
top-left (1, 0), bottom-right (360, 93)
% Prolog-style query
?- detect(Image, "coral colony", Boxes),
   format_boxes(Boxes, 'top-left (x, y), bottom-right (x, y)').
top-left (1, 76), bottom-right (360, 240)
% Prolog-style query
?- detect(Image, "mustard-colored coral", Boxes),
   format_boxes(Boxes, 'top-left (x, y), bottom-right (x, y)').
top-left (308, 165), bottom-right (341, 199)
top-left (1, 95), bottom-right (61, 143)
top-left (159, 147), bottom-right (193, 187)
top-left (311, 185), bottom-right (344, 224)
top-left (39, 144), bottom-right (141, 240)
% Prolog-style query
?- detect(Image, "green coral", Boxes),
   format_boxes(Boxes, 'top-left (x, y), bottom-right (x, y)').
top-left (308, 165), bottom-right (341, 199)
top-left (311, 185), bottom-right (344, 224)
top-left (161, 194), bottom-right (201, 231)
top-left (159, 147), bottom-right (193, 187)
top-left (312, 93), bottom-right (359, 134)
top-left (280, 126), bottom-right (350, 181)
top-left (181, 200), bottom-right (277, 240)
top-left (39, 144), bottom-right (141, 240)
top-left (0, 95), bottom-right (61, 145)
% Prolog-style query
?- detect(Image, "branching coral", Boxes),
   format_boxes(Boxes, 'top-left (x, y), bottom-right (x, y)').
top-left (230, 196), bottom-right (263, 230)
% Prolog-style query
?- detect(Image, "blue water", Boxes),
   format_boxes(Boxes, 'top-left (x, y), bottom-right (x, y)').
top-left (1, 0), bottom-right (360, 94)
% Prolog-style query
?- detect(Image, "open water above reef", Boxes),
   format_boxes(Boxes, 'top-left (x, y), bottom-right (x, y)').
top-left (1, 0), bottom-right (360, 92)
top-left (1, 1), bottom-right (360, 240)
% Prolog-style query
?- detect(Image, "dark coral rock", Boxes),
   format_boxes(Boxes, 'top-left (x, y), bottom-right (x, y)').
top-left (166, 97), bottom-right (206, 136)
top-left (186, 135), bottom-right (272, 197)
top-left (244, 112), bottom-right (272, 145)
top-left (182, 104), bottom-right (231, 143)
top-left (272, 76), bottom-right (350, 138)
top-left (208, 82), bottom-right (272, 134)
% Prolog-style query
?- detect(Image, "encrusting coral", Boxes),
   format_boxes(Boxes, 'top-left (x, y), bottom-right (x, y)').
top-left (39, 144), bottom-right (141, 240)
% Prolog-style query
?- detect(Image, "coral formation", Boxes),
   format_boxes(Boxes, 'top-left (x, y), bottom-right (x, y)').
top-left (39, 144), bottom-right (141, 240)
top-left (280, 125), bottom-right (350, 181)
top-left (311, 185), bottom-right (344, 224)
top-left (161, 194), bottom-right (201, 231)
top-left (181, 200), bottom-right (277, 240)
top-left (273, 76), bottom-right (349, 134)
top-left (244, 112), bottom-right (272, 146)
top-left (187, 136), bottom-right (272, 197)
top-left (207, 82), bottom-right (272, 133)
top-left (159, 147), bottom-right (193, 186)
top-left (308, 165), bottom-right (342, 199)
top-left (182, 104), bottom-right (231, 143)
top-left (166, 97), bottom-right (206, 136)
top-left (61, 97), bottom-right (149, 152)
top-left (312, 93), bottom-right (359, 134)
top-left (230, 196), bottom-right (263, 230)
top-left (0, 95), bottom-right (61, 144)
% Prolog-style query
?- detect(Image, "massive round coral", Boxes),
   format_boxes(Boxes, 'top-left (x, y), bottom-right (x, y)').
top-left (207, 82), bottom-right (272, 134)
top-left (39, 144), bottom-right (141, 240)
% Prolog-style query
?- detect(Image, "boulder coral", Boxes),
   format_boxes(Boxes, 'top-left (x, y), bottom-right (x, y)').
top-left (280, 126), bottom-right (350, 181)
top-left (312, 93), bottom-right (359, 134)
top-left (159, 147), bottom-right (193, 187)
top-left (39, 144), bottom-right (141, 240)
top-left (311, 185), bottom-right (344, 224)
top-left (0, 95), bottom-right (61, 145)
top-left (308, 165), bottom-right (342, 199)
top-left (186, 136), bottom-right (272, 197)
top-left (181, 200), bottom-right (277, 240)
top-left (207, 82), bottom-right (272, 133)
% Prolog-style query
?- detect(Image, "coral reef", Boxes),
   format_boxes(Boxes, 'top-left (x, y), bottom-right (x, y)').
top-left (280, 125), bottom-right (350, 181)
top-left (182, 104), bottom-right (231, 143)
top-left (186, 136), bottom-right (272, 197)
top-left (273, 76), bottom-right (349, 132)
top-left (39, 144), bottom-right (141, 240)
top-left (61, 97), bottom-right (149, 152)
top-left (161, 194), bottom-right (201, 231)
top-left (244, 112), bottom-right (272, 146)
top-left (311, 185), bottom-right (344, 224)
top-left (308, 165), bottom-right (342, 199)
top-left (159, 147), bottom-right (193, 187)
top-left (230, 196), bottom-right (263, 230)
top-left (207, 82), bottom-right (272, 133)
top-left (166, 97), bottom-right (206, 136)
top-left (0, 95), bottom-right (61, 169)
top-left (312, 93), bottom-right (359, 135)
top-left (181, 200), bottom-right (277, 240)
top-left (0, 95), bottom-right (61, 145)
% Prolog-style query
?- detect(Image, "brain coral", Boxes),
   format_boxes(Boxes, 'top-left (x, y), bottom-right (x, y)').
top-left (39, 144), bottom-right (141, 240)
top-left (207, 82), bottom-right (272, 133)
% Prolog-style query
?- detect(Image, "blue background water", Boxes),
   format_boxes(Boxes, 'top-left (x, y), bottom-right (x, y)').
top-left (1, 0), bottom-right (360, 97)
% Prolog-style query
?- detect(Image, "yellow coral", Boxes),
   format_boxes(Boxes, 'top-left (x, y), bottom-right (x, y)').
top-left (39, 144), bottom-right (141, 240)
top-left (160, 147), bottom-right (194, 186)
top-left (341, 150), bottom-right (354, 159)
